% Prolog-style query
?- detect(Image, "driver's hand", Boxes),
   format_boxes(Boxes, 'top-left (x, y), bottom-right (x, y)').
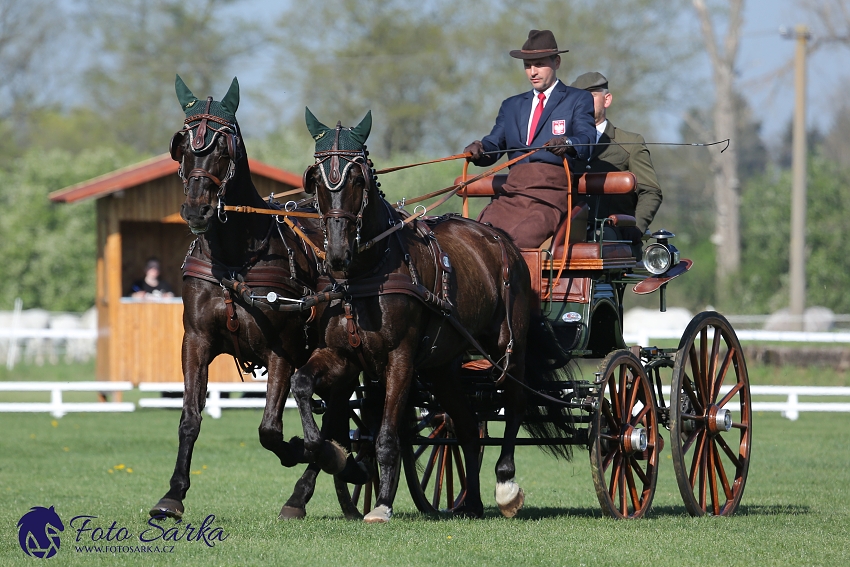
top-left (545, 137), bottom-right (577, 157)
top-left (464, 140), bottom-right (485, 161)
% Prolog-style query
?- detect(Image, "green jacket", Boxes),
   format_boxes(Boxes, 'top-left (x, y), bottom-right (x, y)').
top-left (579, 121), bottom-right (662, 232)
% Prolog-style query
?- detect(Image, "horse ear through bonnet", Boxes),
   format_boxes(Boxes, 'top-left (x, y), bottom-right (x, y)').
top-left (304, 108), bottom-right (373, 192)
top-left (174, 74), bottom-right (241, 160)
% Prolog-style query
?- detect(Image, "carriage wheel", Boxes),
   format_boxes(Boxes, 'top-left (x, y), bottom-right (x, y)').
top-left (590, 349), bottom-right (660, 519)
top-left (670, 311), bottom-right (751, 517)
top-left (401, 409), bottom-right (486, 515)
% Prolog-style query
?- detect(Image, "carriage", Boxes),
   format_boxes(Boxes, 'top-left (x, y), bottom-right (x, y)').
top-left (341, 167), bottom-right (752, 520)
top-left (154, 84), bottom-right (750, 523)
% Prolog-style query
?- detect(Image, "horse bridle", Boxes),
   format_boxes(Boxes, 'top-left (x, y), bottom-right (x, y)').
top-left (171, 97), bottom-right (240, 223)
top-left (306, 124), bottom-right (377, 249)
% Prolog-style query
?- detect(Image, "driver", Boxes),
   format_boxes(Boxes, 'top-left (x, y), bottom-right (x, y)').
top-left (463, 29), bottom-right (596, 248)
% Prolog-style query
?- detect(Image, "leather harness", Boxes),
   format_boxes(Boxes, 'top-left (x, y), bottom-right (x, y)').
top-left (181, 220), bottom-right (317, 376)
top-left (317, 212), bottom-right (517, 385)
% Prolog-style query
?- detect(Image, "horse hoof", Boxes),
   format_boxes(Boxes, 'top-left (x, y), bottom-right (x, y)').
top-left (278, 506), bottom-right (306, 520)
top-left (495, 481), bottom-right (524, 518)
top-left (363, 505), bottom-right (392, 523)
top-left (149, 498), bottom-right (183, 520)
top-left (338, 455), bottom-right (371, 485)
top-left (319, 440), bottom-right (348, 475)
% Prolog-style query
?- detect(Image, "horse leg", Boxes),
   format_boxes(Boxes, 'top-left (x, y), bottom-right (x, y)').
top-left (278, 462), bottom-right (321, 520)
top-left (424, 361), bottom-right (485, 519)
top-left (290, 350), bottom-right (348, 475)
top-left (281, 375), bottom-right (368, 521)
top-left (494, 350), bottom-right (527, 518)
top-left (150, 336), bottom-right (209, 519)
top-left (258, 356), bottom-right (307, 467)
top-left (363, 353), bottom-right (413, 523)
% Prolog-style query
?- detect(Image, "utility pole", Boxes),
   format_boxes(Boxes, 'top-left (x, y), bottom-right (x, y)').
top-left (781, 24), bottom-right (810, 331)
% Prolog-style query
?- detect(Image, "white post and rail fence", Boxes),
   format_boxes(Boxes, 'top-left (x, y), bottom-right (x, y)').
top-left (2, 312), bottom-right (849, 421)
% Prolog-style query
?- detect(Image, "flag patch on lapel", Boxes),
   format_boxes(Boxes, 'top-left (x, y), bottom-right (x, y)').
top-left (552, 120), bottom-right (566, 135)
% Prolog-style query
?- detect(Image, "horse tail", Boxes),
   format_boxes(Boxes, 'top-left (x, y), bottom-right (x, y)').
top-left (520, 316), bottom-right (577, 461)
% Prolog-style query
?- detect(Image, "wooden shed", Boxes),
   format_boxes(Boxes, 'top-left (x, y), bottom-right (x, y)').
top-left (49, 154), bottom-right (303, 384)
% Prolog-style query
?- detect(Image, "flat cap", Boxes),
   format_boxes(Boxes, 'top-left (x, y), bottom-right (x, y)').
top-left (570, 71), bottom-right (609, 91)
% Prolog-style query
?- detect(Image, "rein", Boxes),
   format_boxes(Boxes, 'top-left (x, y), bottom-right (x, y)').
top-left (374, 152), bottom-right (472, 174)
top-left (357, 149), bottom-right (539, 253)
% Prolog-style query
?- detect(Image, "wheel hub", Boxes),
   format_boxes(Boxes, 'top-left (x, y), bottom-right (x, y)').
top-left (621, 425), bottom-right (647, 454)
top-left (707, 405), bottom-right (732, 434)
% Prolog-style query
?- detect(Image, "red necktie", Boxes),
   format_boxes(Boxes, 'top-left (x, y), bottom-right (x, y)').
top-left (527, 92), bottom-right (546, 145)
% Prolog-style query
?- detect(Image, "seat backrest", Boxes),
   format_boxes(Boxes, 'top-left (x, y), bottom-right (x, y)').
top-left (454, 171), bottom-right (637, 197)
top-left (553, 203), bottom-right (589, 246)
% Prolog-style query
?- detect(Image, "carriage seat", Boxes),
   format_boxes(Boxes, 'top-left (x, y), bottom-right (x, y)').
top-left (548, 213), bottom-right (637, 270)
top-left (454, 170), bottom-right (637, 198)
top-left (454, 172), bottom-right (639, 270)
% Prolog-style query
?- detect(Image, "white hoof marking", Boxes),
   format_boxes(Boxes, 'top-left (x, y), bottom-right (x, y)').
top-left (363, 504), bottom-right (392, 523)
top-left (495, 480), bottom-right (524, 518)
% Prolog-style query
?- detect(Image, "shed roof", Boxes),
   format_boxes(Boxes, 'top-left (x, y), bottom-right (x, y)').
top-left (49, 153), bottom-right (302, 204)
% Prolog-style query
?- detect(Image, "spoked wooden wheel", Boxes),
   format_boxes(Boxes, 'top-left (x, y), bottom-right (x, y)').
top-left (401, 409), bottom-right (485, 514)
top-left (670, 311), bottom-right (751, 516)
top-left (590, 349), bottom-right (660, 519)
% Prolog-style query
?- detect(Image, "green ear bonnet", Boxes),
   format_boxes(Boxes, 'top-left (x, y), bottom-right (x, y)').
top-left (175, 75), bottom-right (240, 153)
top-left (305, 108), bottom-right (372, 191)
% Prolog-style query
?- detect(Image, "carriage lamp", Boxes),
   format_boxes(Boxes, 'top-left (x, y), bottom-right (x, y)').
top-left (643, 229), bottom-right (680, 275)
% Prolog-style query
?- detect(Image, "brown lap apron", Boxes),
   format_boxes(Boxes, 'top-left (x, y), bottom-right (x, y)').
top-left (477, 162), bottom-right (569, 248)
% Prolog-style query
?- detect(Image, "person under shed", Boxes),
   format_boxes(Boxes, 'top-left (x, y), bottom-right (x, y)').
top-left (569, 71), bottom-right (662, 257)
top-left (463, 29), bottom-right (597, 248)
top-left (127, 257), bottom-right (174, 300)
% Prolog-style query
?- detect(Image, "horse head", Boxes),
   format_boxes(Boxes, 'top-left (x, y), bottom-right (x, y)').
top-left (302, 107), bottom-right (374, 274)
top-left (173, 75), bottom-right (244, 234)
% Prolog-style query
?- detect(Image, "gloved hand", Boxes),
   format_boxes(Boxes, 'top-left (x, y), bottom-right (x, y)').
top-left (464, 140), bottom-right (485, 161)
top-left (544, 136), bottom-right (577, 157)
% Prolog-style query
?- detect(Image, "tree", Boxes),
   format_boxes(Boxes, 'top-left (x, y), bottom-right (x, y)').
top-left (0, 147), bottom-right (142, 311)
top-left (0, 0), bottom-right (66, 162)
top-left (692, 0), bottom-right (744, 296)
top-left (78, 0), bottom-right (267, 154)
top-left (273, 0), bottom-right (695, 159)
top-left (803, 0), bottom-right (850, 49)
top-left (821, 93), bottom-right (850, 169)
top-left (735, 156), bottom-right (850, 314)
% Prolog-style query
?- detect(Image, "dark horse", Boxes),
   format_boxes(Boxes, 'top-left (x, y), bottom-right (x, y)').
top-left (290, 109), bottom-right (572, 522)
top-left (149, 77), bottom-right (352, 520)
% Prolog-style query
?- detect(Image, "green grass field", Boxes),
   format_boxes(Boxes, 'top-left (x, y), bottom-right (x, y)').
top-left (1, 370), bottom-right (849, 566)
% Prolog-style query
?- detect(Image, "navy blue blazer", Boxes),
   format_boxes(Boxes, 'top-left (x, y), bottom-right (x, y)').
top-left (476, 81), bottom-right (596, 167)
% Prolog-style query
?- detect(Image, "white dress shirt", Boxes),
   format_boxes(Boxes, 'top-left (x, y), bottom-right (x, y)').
top-left (595, 120), bottom-right (608, 143)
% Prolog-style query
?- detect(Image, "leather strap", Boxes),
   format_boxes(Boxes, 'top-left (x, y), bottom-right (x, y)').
top-left (344, 302), bottom-right (362, 348)
top-left (182, 255), bottom-right (301, 295)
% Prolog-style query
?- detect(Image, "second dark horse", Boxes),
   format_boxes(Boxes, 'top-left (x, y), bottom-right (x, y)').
top-left (290, 110), bottom-right (573, 522)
